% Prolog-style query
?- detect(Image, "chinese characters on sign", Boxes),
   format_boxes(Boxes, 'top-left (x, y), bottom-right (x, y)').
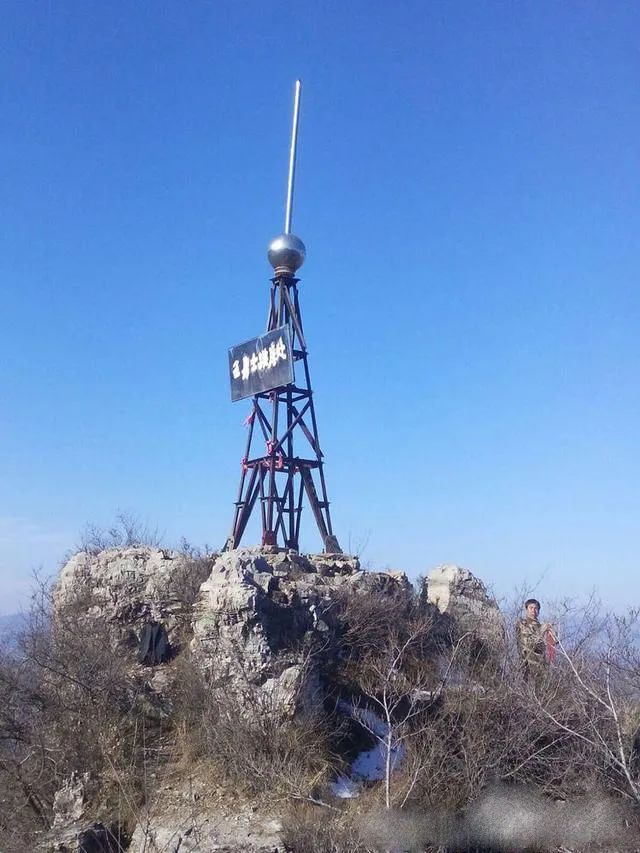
top-left (231, 336), bottom-right (288, 381)
top-left (228, 325), bottom-right (294, 402)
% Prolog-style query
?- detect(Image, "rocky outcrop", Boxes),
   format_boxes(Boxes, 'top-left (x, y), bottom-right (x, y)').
top-left (129, 799), bottom-right (284, 853)
top-left (53, 549), bottom-right (503, 709)
top-left (42, 547), bottom-right (527, 852)
top-left (55, 547), bottom-right (213, 651)
top-left (41, 547), bottom-right (640, 853)
top-left (424, 564), bottom-right (503, 643)
top-left (190, 548), bottom-right (411, 711)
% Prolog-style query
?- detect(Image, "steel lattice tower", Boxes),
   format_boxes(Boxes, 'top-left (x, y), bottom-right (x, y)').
top-left (224, 82), bottom-right (341, 554)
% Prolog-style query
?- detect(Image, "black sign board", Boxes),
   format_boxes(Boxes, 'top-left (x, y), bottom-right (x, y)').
top-left (228, 325), bottom-right (294, 402)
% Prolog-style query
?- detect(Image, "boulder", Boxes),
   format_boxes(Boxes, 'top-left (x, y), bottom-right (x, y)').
top-left (52, 773), bottom-right (91, 827)
top-left (424, 564), bottom-right (503, 643)
top-left (55, 547), bottom-right (213, 651)
top-left (191, 548), bottom-right (412, 712)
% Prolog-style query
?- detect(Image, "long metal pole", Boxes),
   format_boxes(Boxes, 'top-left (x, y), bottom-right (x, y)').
top-left (284, 79), bottom-right (302, 235)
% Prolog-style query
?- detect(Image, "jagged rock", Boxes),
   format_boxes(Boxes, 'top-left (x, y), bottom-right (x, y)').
top-left (424, 564), bottom-right (503, 642)
top-left (55, 547), bottom-right (213, 651)
top-left (52, 773), bottom-right (90, 827)
top-left (191, 548), bottom-right (414, 712)
top-left (129, 822), bottom-right (284, 853)
top-left (53, 547), bottom-right (501, 712)
top-left (130, 821), bottom-right (277, 853)
top-left (41, 775), bottom-right (125, 852)
top-left (42, 821), bottom-right (127, 853)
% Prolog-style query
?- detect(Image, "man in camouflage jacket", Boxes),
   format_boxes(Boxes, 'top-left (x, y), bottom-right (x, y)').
top-left (516, 598), bottom-right (555, 679)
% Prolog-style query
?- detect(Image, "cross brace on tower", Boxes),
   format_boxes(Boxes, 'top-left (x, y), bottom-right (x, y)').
top-left (225, 266), bottom-right (341, 553)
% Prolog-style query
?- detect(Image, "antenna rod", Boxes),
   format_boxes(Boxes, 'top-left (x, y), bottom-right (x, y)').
top-left (284, 80), bottom-right (302, 235)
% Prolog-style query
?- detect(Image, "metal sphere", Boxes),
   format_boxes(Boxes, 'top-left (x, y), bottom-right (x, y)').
top-left (267, 232), bottom-right (306, 276)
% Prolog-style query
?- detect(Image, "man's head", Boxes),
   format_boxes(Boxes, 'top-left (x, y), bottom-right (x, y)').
top-left (525, 598), bottom-right (541, 619)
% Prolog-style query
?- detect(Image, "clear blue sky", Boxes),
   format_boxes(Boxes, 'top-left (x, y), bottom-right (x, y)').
top-left (1, 1), bottom-right (638, 614)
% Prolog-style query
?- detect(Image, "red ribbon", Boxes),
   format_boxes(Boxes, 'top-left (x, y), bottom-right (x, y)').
top-left (546, 634), bottom-right (556, 663)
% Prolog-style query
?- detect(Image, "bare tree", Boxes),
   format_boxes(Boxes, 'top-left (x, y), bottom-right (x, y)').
top-left (77, 511), bottom-right (163, 555)
top-left (530, 607), bottom-right (640, 803)
top-left (353, 619), bottom-right (440, 808)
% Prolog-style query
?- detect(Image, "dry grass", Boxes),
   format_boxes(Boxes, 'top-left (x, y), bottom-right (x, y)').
top-left (2, 560), bottom-right (640, 851)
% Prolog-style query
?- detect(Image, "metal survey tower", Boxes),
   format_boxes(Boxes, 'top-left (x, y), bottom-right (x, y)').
top-left (224, 81), bottom-right (341, 553)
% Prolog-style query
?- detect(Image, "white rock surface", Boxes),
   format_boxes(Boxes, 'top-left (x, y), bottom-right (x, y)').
top-left (52, 773), bottom-right (90, 827)
top-left (55, 547), bottom-right (212, 647)
top-left (190, 547), bottom-right (365, 711)
top-left (425, 564), bottom-right (503, 642)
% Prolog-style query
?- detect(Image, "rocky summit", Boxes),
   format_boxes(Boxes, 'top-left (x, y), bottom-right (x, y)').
top-left (190, 547), bottom-right (412, 712)
top-left (34, 547), bottom-right (634, 853)
top-left (53, 547), bottom-right (503, 719)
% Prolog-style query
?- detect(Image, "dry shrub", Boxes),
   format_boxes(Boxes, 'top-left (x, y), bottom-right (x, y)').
top-left (76, 511), bottom-right (163, 555)
top-left (215, 690), bottom-right (336, 798)
top-left (280, 802), bottom-right (365, 853)
top-left (336, 581), bottom-right (414, 656)
top-left (327, 585), bottom-right (640, 825)
top-left (165, 546), bottom-right (217, 646)
top-left (170, 650), bottom-right (341, 801)
top-left (0, 575), bottom-right (174, 851)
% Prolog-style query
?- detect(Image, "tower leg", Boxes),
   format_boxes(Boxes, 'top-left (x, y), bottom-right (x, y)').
top-left (300, 467), bottom-right (342, 554)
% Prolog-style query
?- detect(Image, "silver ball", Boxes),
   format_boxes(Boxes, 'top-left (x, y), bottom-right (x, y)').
top-left (267, 233), bottom-right (306, 276)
